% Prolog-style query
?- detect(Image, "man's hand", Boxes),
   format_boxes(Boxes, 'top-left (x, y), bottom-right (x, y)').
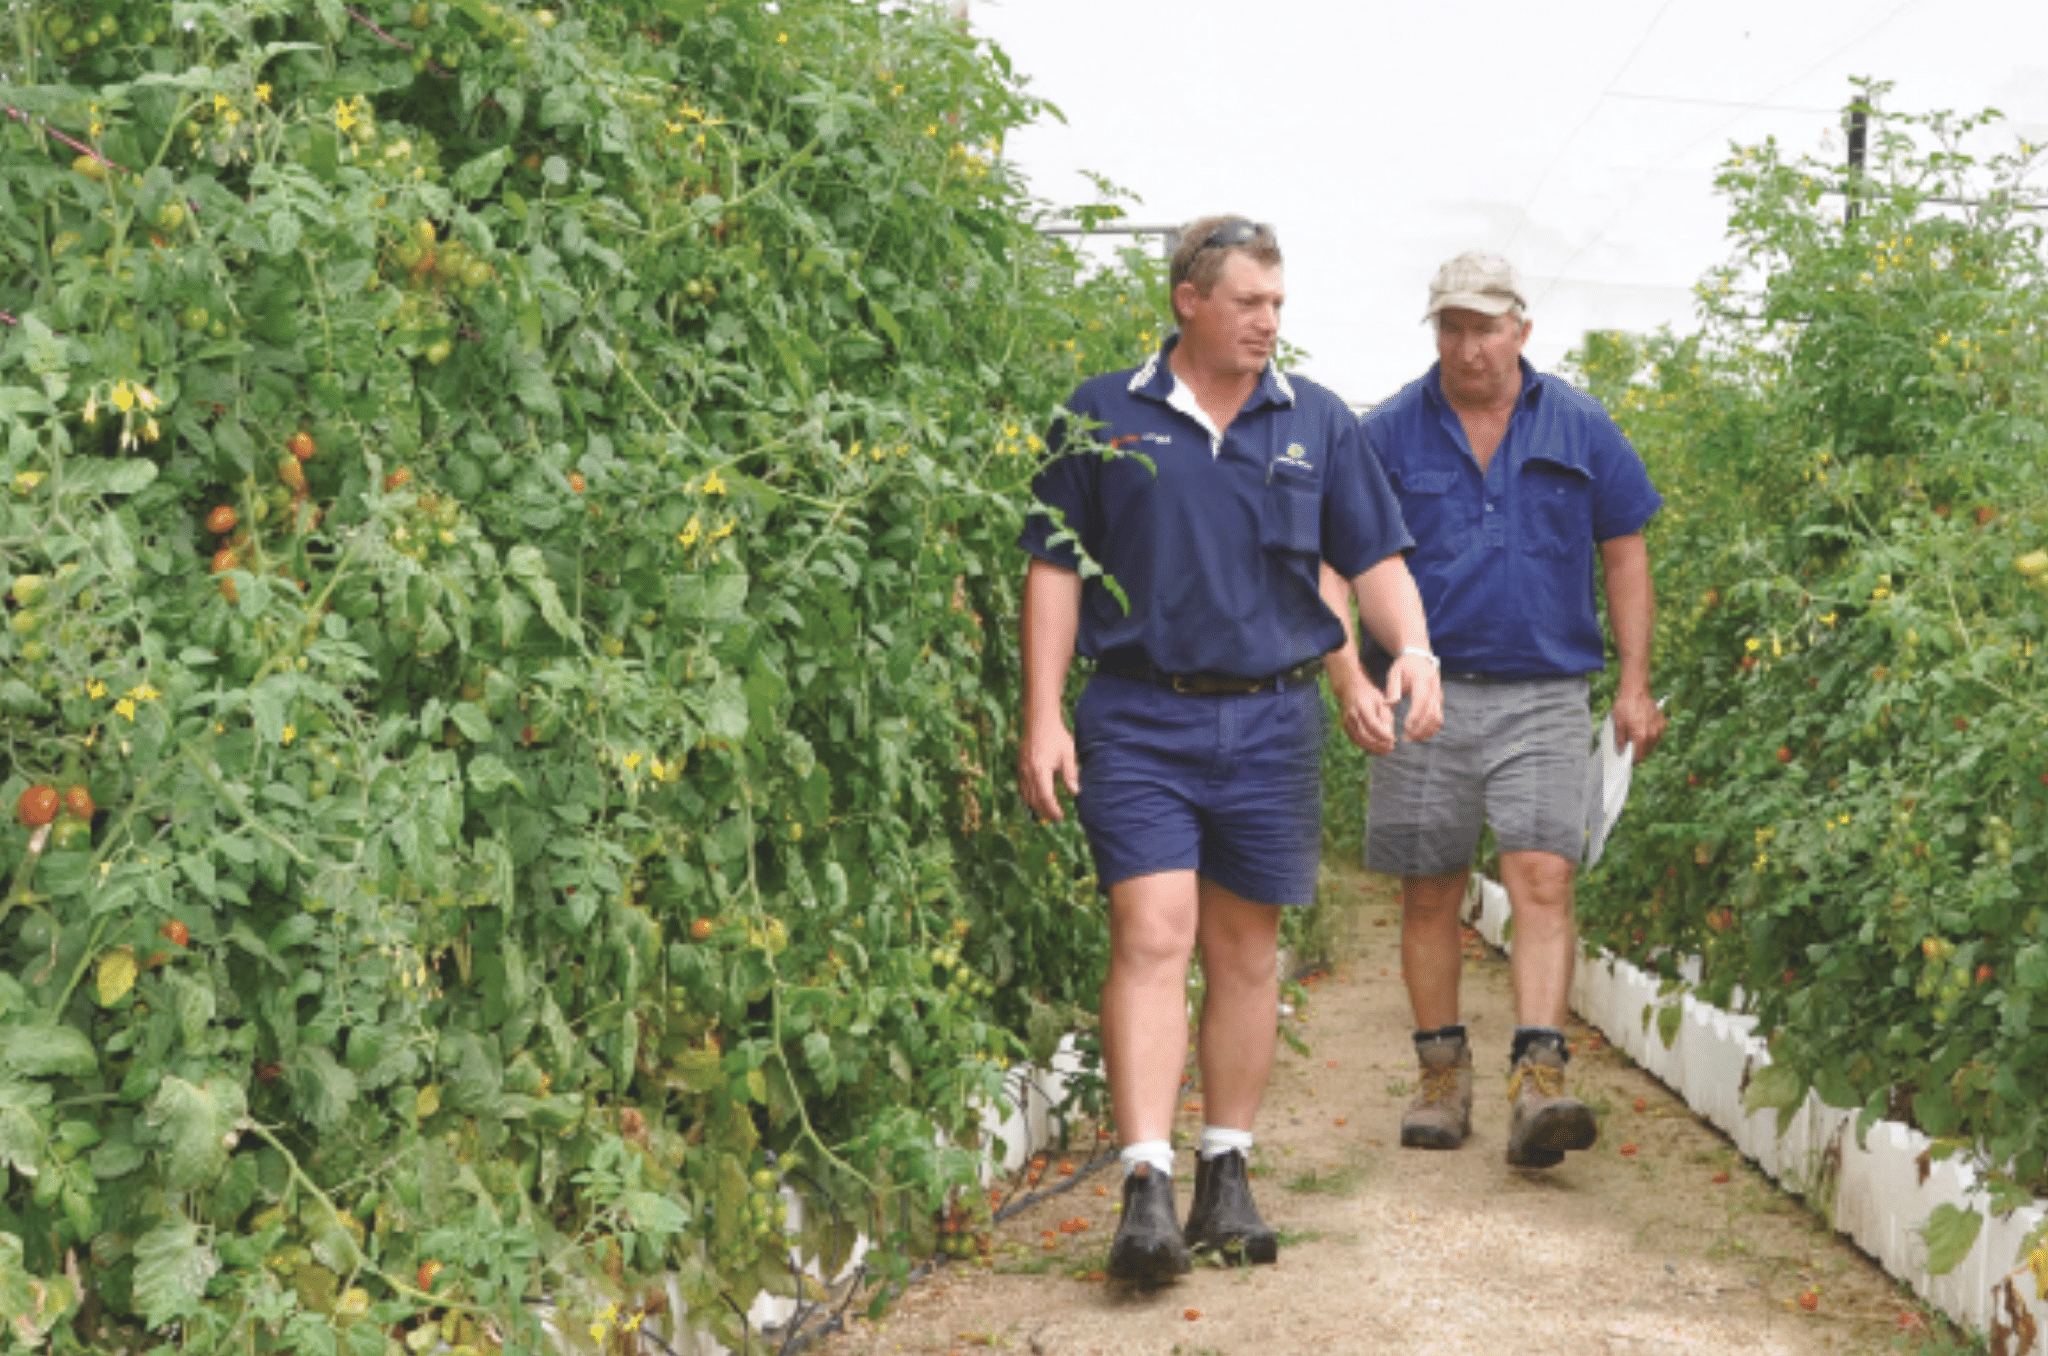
top-left (1610, 687), bottom-right (1665, 763)
top-left (1334, 679), bottom-right (1397, 754)
top-left (1017, 718), bottom-right (1080, 822)
top-left (1385, 652), bottom-right (1443, 742)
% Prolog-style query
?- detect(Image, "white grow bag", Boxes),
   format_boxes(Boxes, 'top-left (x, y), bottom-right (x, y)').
top-left (1469, 875), bottom-right (2048, 1351)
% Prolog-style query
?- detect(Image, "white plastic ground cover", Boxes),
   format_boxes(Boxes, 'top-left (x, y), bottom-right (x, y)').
top-left (531, 1036), bottom-right (1090, 1355)
top-left (1467, 876), bottom-right (2048, 1350)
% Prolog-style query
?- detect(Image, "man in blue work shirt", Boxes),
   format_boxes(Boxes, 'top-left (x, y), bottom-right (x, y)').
top-left (1016, 216), bottom-right (1443, 1283)
top-left (1332, 251), bottom-right (1665, 1168)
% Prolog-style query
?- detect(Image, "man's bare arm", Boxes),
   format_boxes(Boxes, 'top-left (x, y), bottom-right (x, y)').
top-left (1350, 555), bottom-right (1442, 742)
top-left (1320, 561), bottom-right (1395, 754)
top-left (1018, 559), bottom-right (1083, 820)
top-left (1598, 532), bottom-right (1665, 763)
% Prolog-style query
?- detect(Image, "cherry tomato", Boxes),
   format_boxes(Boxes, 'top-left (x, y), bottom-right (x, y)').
top-left (15, 785), bottom-right (57, 828)
top-left (425, 338), bottom-right (453, 366)
top-left (51, 818), bottom-right (90, 851)
top-left (155, 201), bottom-right (187, 232)
top-left (211, 548), bottom-right (238, 574)
top-left (61, 786), bottom-right (94, 820)
top-left (417, 1259), bottom-right (443, 1290)
top-left (383, 467), bottom-right (412, 492)
top-left (1775, 746), bottom-right (1792, 764)
top-left (206, 504), bottom-right (237, 534)
top-left (160, 919), bottom-right (190, 947)
top-left (278, 457), bottom-right (307, 494)
top-left (690, 918), bottom-right (714, 941)
top-left (567, 472), bottom-right (585, 493)
top-left (288, 431), bottom-right (316, 462)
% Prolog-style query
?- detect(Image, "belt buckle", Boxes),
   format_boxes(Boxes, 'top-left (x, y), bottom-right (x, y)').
top-left (1169, 672), bottom-right (1200, 695)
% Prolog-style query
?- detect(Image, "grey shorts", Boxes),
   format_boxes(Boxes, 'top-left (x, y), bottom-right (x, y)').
top-left (1364, 676), bottom-right (1592, 877)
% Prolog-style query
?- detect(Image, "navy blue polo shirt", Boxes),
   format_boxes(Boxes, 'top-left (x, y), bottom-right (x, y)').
top-left (1360, 358), bottom-right (1662, 678)
top-left (1018, 338), bottom-right (1412, 678)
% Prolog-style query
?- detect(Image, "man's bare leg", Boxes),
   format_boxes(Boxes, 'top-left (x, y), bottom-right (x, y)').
top-left (1400, 868), bottom-right (1471, 1029)
top-left (1101, 869), bottom-right (1200, 1146)
top-left (1498, 850), bottom-right (1576, 1026)
top-left (1193, 879), bottom-right (1281, 1131)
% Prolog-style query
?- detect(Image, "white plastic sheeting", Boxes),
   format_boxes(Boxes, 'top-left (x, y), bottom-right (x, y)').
top-left (1468, 875), bottom-right (2048, 1351)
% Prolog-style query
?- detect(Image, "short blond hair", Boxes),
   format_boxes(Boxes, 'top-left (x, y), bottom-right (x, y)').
top-left (1170, 216), bottom-right (1282, 320)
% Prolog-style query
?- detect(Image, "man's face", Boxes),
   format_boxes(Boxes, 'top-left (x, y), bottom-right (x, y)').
top-left (1175, 252), bottom-right (1284, 378)
top-left (1434, 306), bottom-right (1531, 404)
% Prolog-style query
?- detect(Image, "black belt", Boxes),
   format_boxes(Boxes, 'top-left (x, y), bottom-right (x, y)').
top-left (1102, 657), bottom-right (1323, 696)
top-left (1442, 671), bottom-right (1510, 683)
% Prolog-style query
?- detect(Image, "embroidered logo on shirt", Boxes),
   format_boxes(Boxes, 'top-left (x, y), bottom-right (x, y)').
top-left (1280, 442), bottom-right (1312, 467)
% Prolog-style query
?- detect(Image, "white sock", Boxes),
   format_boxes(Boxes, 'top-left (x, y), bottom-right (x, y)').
top-left (1199, 1125), bottom-right (1254, 1161)
top-left (1119, 1139), bottom-right (1174, 1177)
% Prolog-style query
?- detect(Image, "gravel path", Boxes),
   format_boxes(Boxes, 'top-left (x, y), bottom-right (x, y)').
top-left (820, 859), bottom-right (1960, 1356)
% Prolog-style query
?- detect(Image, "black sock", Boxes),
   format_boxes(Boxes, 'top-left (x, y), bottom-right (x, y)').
top-left (1412, 1023), bottom-right (1467, 1047)
top-left (1510, 1026), bottom-right (1567, 1066)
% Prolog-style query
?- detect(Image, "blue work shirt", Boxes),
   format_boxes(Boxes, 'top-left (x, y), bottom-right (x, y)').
top-left (1360, 359), bottom-right (1662, 678)
top-left (1019, 337), bottom-right (1412, 678)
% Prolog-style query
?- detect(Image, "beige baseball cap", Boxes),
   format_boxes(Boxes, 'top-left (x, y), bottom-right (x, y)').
top-left (1424, 251), bottom-right (1527, 320)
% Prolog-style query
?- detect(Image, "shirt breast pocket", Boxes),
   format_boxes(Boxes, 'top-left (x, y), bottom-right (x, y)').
top-left (1518, 458), bottom-right (1593, 560)
top-left (1261, 461), bottom-right (1322, 555)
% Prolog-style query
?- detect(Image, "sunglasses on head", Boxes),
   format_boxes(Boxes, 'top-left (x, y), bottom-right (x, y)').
top-left (1198, 218), bottom-right (1272, 250)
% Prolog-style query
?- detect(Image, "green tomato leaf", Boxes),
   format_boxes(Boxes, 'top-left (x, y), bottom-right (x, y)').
top-left (0, 1024), bottom-right (99, 1079)
top-left (452, 146), bottom-right (512, 198)
top-left (130, 1217), bottom-right (218, 1328)
top-left (144, 1074), bottom-right (245, 1191)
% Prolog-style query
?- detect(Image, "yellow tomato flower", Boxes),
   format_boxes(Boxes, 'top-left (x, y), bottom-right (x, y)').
top-left (702, 469), bottom-right (727, 495)
top-left (87, 678), bottom-right (108, 699)
top-left (281, 724), bottom-right (296, 745)
top-left (679, 515), bottom-right (702, 548)
top-left (114, 698), bottom-right (137, 722)
top-left (256, 83), bottom-right (272, 104)
top-left (1744, 637), bottom-right (1761, 652)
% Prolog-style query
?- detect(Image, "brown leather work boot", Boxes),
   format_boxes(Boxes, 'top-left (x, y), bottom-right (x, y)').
top-left (1505, 1041), bottom-right (1598, 1167)
top-left (1399, 1028), bottom-right (1472, 1150)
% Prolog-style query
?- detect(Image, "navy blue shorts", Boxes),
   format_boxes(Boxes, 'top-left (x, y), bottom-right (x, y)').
top-left (1073, 673), bottom-right (1325, 907)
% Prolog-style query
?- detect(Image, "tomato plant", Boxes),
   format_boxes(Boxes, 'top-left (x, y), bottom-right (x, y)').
top-left (0, 0), bottom-right (1155, 1348)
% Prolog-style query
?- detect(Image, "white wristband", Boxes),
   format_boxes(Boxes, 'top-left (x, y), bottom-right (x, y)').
top-left (1399, 646), bottom-right (1440, 670)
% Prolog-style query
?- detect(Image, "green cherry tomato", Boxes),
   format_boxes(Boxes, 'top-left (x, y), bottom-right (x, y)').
top-left (425, 339), bottom-right (452, 366)
top-left (181, 305), bottom-right (210, 332)
top-left (154, 201), bottom-right (186, 232)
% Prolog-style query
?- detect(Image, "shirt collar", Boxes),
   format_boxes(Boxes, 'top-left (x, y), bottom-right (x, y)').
top-left (1129, 332), bottom-right (1297, 411)
top-left (1422, 356), bottom-right (1544, 411)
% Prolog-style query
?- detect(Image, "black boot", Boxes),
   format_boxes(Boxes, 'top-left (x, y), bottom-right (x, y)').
top-left (1107, 1164), bottom-right (1191, 1284)
top-left (1181, 1149), bottom-right (1278, 1264)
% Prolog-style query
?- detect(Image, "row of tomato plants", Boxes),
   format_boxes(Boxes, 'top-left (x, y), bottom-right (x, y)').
top-left (1571, 91), bottom-right (2048, 1276)
top-left (0, 1), bottom-right (1160, 1350)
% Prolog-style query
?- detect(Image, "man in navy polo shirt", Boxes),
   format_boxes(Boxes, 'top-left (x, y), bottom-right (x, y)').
top-left (1016, 216), bottom-right (1443, 1284)
top-left (1333, 251), bottom-right (1666, 1168)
